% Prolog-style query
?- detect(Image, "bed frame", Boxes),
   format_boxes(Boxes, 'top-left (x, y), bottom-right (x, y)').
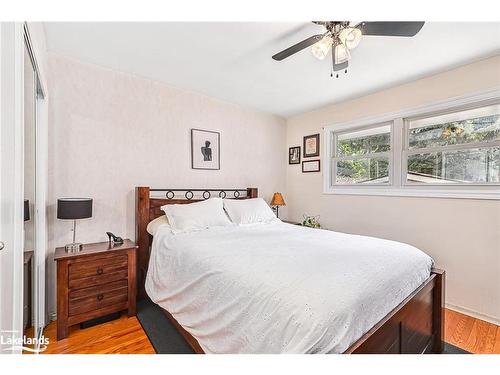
top-left (135, 186), bottom-right (445, 354)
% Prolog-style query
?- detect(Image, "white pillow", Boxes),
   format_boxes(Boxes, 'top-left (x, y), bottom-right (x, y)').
top-left (223, 198), bottom-right (276, 225)
top-left (146, 215), bottom-right (169, 236)
top-left (161, 198), bottom-right (232, 232)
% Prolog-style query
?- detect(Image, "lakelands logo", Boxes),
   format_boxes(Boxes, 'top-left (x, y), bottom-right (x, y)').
top-left (1, 330), bottom-right (49, 353)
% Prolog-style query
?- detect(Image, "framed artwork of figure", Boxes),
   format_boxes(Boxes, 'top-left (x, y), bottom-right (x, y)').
top-left (191, 129), bottom-right (220, 170)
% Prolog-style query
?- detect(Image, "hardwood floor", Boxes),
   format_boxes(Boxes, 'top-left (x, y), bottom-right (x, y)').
top-left (445, 309), bottom-right (500, 354)
top-left (40, 313), bottom-right (155, 354)
top-left (35, 308), bottom-right (499, 354)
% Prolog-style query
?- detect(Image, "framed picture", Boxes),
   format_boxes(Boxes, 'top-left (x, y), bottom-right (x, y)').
top-left (191, 128), bottom-right (220, 170)
top-left (303, 133), bottom-right (320, 158)
top-left (289, 146), bottom-right (301, 165)
top-left (302, 159), bottom-right (320, 173)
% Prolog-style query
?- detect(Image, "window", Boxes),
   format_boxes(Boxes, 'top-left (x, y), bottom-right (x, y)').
top-left (333, 123), bottom-right (392, 185)
top-left (405, 104), bottom-right (499, 185)
top-left (324, 92), bottom-right (500, 199)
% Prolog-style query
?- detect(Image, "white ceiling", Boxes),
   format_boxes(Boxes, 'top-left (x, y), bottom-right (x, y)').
top-left (43, 22), bottom-right (500, 117)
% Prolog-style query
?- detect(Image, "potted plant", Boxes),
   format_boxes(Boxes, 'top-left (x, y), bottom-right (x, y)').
top-left (302, 215), bottom-right (321, 228)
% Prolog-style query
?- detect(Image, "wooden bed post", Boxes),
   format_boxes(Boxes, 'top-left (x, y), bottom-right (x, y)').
top-left (432, 268), bottom-right (445, 353)
top-left (135, 186), bottom-right (150, 300)
top-left (247, 188), bottom-right (258, 198)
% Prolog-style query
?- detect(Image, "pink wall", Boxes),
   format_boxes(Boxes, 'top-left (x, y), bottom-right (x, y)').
top-left (286, 56), bottom-right (500, 322)
top-left (47, 53), bottom-right (287, 315)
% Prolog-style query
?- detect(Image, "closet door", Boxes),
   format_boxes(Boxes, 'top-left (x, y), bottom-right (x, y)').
top-left (23, 41), bottom-right (37, 336)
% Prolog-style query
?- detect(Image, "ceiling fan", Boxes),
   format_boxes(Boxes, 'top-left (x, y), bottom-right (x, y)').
top-left (272, 21), bottom-right (425, 77)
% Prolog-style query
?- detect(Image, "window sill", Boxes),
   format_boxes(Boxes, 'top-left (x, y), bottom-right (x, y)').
top-left (323, 187), bottom-right (500, 200)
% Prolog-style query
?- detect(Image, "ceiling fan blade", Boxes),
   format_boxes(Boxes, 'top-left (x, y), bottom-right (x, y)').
top-left (357, 22), bottom-right (425, 37)
top-left (272, 34), bottom-right (324, 61)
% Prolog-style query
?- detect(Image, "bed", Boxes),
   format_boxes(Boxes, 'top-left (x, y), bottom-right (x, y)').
top-left (135, 186), bottom-right (445, 354)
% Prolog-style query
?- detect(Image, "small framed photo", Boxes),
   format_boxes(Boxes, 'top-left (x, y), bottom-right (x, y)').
top-left (302, 159), bottom-right (320, 173)
top-left (289, 146), bottom-right (301, 165)
top-left (303, 133), bottom-right (320, 158)
top-left (191, 129), bottom-right (220, 170)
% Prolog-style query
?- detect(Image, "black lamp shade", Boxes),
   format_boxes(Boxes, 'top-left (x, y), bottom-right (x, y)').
top-left (57, 198), bottom-right (93, 220)
top-left (24, 199), bottom-right (30, 222)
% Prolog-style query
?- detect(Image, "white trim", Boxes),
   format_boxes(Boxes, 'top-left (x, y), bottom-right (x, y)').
top-left (324, 187), bottom-right (500, 200)
top-left (12, 23), bottom-right (24, 354)
top-left (323, 88), bottom-right (500, 133)
top-left (323, 127), bottom-right (332, 193)
top-left (323, 88), bottom-right (500, 199)
top-left (23, 23), bottom-right (45, 99)
top-left (446, 303), bottom-right (500, 326)
top-left (35, 89), bottom-right (47, 330)
top-left (0, 22), bottom-right (24, 354)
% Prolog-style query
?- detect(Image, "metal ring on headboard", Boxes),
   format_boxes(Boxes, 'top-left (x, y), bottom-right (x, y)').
top-left (185, 190), bottom-right (194, 200)
top-left (233, 190), bottom-right (240, 198)
top-left (202, 190), bottom-right (211, 199)
top-left (166, 190), bottom-right (175, 199)
top-left (218, 191), bottom-right (227, 198)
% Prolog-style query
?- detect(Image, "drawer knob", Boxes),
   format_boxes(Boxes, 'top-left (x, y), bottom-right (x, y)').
top-left (96, 267), bottom-right (103, 275)
top-left (97, 294), bottom-right (104, 301)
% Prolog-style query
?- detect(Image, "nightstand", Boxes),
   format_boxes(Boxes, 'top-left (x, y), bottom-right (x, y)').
top-left (282, 219), bottom-right (302, 225)
top-left (54, 239), bottom-right (137, 340)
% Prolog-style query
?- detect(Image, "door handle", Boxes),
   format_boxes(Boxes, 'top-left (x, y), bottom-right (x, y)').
top-left (0, 241), bottom-right (4, 251)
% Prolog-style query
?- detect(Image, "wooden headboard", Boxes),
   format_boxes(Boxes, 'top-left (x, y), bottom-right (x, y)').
top-left (135, 187), bottom-right (258, 299)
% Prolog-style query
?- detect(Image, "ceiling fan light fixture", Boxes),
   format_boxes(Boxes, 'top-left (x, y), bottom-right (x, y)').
top-left (339, 27), bottom-right (362, 49)
top-left (311, 36), bottom-right (332, 60)
top-left (334, 43), bottom-right (351, 64)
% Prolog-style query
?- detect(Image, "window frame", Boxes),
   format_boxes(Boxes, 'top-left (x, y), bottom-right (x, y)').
top-left (332, 121), bottom-right (394, 186)
top-left (402, 102), bottom-right (500, 187)
top-left (323, 88), bottom-right (500, 200)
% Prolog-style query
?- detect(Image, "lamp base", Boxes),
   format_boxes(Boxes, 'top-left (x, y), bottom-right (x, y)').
top-left (65, 242), bottom-right (83, 253)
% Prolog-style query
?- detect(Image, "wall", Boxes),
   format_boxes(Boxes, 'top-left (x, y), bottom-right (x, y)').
top-left (47, 54), bottom-right (287, 315)
top-left (286, 55), bottom-right (500, 323)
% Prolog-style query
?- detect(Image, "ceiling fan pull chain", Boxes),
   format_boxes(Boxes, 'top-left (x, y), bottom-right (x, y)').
top-left (330, 52), bottom-right (333, 78)
top-left (330, 47), bottom-right (336, 78)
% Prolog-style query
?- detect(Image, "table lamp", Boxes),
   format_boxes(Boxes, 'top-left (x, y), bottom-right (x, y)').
top-left (270, 192), bottom-right (285, 219)
top-left (57, 198), bottom-right (93, 252)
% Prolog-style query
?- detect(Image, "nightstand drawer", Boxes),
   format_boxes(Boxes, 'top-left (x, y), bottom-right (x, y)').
top-left (68, 286), bottom-right (128, 317)
top-left (69, 279), bottom-right (128, 300)
top-left (68, 269), bottom-right (128, 290)
top-left (69, 253), bottom-right (127, 280)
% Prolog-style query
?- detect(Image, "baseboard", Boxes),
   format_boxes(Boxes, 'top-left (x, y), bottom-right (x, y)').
top-left (446, 303), bottom-right (500, 326)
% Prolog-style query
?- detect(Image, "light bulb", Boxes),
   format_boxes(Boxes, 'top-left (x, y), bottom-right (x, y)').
top-left (339, 27), bottom-right (362, 49)
top-left (334, 44), bottom-right (351, 64)
top-left (311, 36), bottom-right (332, 60)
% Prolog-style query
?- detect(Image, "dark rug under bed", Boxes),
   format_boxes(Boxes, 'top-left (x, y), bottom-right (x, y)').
top-left (136, 299), bottom-right (470, 354)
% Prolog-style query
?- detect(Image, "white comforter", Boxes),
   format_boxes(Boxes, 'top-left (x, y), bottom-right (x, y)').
top-left (145, 221), bottom-right (433, 353)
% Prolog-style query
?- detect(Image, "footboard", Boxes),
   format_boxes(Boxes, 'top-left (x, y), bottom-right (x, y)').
top-left (345, 268), bottom-right (445, 354)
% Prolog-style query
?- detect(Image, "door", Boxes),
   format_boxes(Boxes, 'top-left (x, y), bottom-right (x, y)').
top-left (23, 36), bottom-right (36, 337)
top-left (0, 22), bottom-right (24, 354)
